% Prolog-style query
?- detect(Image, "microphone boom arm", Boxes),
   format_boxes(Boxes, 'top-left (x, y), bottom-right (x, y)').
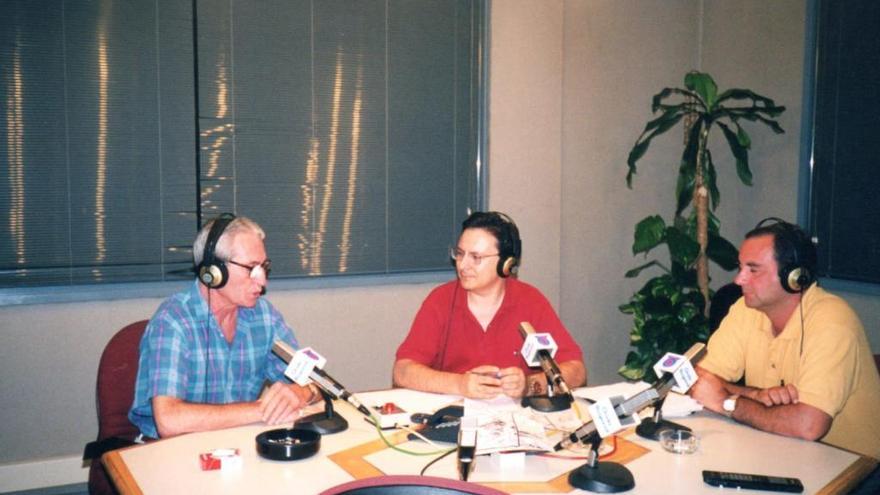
top-left (554, 342), bottom-right (705, 451)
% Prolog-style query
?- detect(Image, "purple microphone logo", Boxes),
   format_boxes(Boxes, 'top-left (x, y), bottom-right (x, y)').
top-left (537, 335), bottom-right (551, 346)
top-left (662, 355), bottom-right (680, 367)
top-left (303, 349), bottom-right (321, 361)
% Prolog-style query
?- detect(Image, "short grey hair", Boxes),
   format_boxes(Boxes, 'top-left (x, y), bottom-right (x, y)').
top-left (192, 215), bottom-right (265, 266)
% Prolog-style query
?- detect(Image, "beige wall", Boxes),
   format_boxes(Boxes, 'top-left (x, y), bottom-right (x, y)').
top-left (489, 0), bottom-right (564, 304)
top-left (560, 0), bottom-right (701, 385)
top-left (2, 0), bottom-right (879, 490)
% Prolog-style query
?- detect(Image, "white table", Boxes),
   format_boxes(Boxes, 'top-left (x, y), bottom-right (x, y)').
top-left (104, 389), bottom-right (876, 494)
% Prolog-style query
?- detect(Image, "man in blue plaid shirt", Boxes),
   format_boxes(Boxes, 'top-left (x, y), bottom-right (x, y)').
top-left (129, 214), bottom-right (317, 438)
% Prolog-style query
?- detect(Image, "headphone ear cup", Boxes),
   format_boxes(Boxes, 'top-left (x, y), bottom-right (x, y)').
top-left (498, 256), bottom-right (519, 278)
top-left (794, 266), bottom-right (813, 292)
top-left (780, 265), bottom-right (805, 293)
top-left (199, 262), bottom-right (228, 289)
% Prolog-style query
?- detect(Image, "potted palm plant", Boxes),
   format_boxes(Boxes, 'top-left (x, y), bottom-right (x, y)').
top-left (619, 71), bottom-right (786, 381)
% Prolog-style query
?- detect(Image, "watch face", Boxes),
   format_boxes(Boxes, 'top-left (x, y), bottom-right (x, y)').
top-left (723, 396), bottom-right (738, 412)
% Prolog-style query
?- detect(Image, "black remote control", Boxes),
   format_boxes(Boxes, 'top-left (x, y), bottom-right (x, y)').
top-left (703, 470), bottom-right (804, 493)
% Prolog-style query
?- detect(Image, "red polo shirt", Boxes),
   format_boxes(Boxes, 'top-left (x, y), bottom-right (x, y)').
top-left (395, 278), bottom-right (583, 374)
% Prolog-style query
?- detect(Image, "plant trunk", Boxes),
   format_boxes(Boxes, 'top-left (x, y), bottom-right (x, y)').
top-left (695, 126), bottom-right (710, 316)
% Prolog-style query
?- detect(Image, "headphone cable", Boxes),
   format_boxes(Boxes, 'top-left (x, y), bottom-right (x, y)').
top-left (436, 279), bottom-right (458, 371)
top-left (799, 294), bottom-right (805, 358)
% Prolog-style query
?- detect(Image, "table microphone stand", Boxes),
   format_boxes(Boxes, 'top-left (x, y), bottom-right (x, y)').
top-left (294, 388), bottom-right (349, 435)
top-left (567, 431), bottom-right (634, 493)
top-left (521, 381), bottom-right (573, 412)
top-left (635, 395), bottom-right (691, 441)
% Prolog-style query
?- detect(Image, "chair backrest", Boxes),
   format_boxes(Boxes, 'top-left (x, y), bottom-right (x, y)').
top-left (709, 283), bottom-right (743, 334)
top-left (319, 475), bottom-right (508, 495)
top-left (96, 320), bottom-right (148, 441)
top-left (88, 320), bottom-right (148, 495)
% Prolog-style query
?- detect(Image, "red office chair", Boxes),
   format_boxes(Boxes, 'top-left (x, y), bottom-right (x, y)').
top-left (319, 475), bottom-right (508, 495)
top-left (83, 320), bottom-right (148, 495)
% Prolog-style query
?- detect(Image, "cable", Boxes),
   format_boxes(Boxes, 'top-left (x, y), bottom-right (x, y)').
top-left (436, 279), bottom-right (459, 370)
top-left (366, 417), bottom-right (455, 457)
top-left (419, 447), bottom-right (456, 476)
top-left (798, 296), bottom-right (805, 357)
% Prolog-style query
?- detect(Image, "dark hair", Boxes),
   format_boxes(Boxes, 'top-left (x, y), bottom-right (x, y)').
top-left (461, 211), bottom-right (522, 261)
top-left (745, 218), bottom-right (817, 278)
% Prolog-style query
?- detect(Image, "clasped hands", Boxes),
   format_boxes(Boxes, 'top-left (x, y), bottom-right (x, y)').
top-left (459, 365), bottom-right (526, 400)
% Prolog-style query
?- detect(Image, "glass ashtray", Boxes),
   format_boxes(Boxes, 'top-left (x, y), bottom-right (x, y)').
top-left (658, 428), bottom-right (699, 455)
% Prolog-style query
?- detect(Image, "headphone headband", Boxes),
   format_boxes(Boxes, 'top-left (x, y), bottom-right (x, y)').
top-left (755, 216), bottom-right (788, 229)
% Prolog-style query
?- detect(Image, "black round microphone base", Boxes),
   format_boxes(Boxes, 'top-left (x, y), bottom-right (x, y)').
top-left (635, 418), bottom-right (691, 441)
top-left (521, 394), bottom-right (572, 413)
top-left (568, 461), bottom-right (635, 493)
top-left (295, 411), bottom-right (349, 435)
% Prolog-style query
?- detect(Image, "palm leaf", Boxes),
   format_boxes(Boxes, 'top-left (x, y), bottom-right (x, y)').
top-left (718, 121), bottom-right (753, 186)
top-left (626, 111), bottom-right (686, 187)
top-left (685, 72), bottom-right (718, 109)
top-left (632, 215), bottom-right (666, 255)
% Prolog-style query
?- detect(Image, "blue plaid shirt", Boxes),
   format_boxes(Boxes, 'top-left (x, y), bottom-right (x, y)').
top-left (129, 281), bottom-right (299, 438)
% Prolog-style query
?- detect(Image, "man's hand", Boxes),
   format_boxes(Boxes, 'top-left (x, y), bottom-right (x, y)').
top-left (498, 367), bottom-right (526, 398)
top-left (754, 384), bottom-right (800, 406)
top-left (259, 382), bottom-right (307, 425)
top-left (689, 367), bottom-right (728, 413)
top-left (459, 365), bottom-right (504, 399)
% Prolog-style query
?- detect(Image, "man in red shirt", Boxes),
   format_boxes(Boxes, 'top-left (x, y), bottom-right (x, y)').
top-left (393, 211), bottom-right (586, 400)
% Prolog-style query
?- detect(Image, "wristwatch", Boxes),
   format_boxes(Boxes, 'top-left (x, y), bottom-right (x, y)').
top-left (722, 394), bottom-right (739, 418)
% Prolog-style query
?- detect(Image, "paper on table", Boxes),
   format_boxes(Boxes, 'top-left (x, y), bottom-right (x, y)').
top-left (464, 394), bottom-right (520, 414)
top-left (459, 395), bottom-right (584, 454)
top-left (573, 381), bottom-right (703, 418)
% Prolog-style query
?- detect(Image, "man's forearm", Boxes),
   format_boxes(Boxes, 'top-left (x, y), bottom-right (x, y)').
top-left (560, 360), bottom-right (587, 389)
top-left (721, 382), bottom-right (763, 401)
top-left (152, 383), bottom-right (310, 437)
top-left (730, 396), bottom-right (832, 441)
top-left (153, 397), bottom-right (262, 438)
top-left (392, 359), bottom-right (463, 396)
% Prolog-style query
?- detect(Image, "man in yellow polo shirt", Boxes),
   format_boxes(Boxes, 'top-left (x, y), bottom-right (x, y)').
top-left (690, 218), bottom-right (880, 460)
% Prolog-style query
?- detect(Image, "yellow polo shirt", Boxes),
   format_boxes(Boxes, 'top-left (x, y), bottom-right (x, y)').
top-left (701, 284), bottom-right (880, 459)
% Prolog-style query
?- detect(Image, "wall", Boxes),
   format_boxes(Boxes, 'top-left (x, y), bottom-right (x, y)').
top-left (560, 0), bottom-right (701, 385)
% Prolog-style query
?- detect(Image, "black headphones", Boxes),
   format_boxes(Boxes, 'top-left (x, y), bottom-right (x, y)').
top-left (197, 213), bottom-right (236, 289)
top-left (752, 217), bottom-right (816, 293)
top-left (458, 211), bottom-right (522, 278)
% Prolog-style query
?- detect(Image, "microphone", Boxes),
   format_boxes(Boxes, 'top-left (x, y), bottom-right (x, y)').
top-left (457, 416), bottom-right (478, 481)
top-left (519, 322), bottom-right (572, 397)
top-left (554, 342), bottom-right (706, 451)
top-left (271, 341), bottom-right (372, 418)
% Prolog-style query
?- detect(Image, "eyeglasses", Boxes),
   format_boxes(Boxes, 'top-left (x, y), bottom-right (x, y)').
top-left (227, 259), bottom-right (272, 279)
top-left (449, 247), bottom-right (500, 266)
